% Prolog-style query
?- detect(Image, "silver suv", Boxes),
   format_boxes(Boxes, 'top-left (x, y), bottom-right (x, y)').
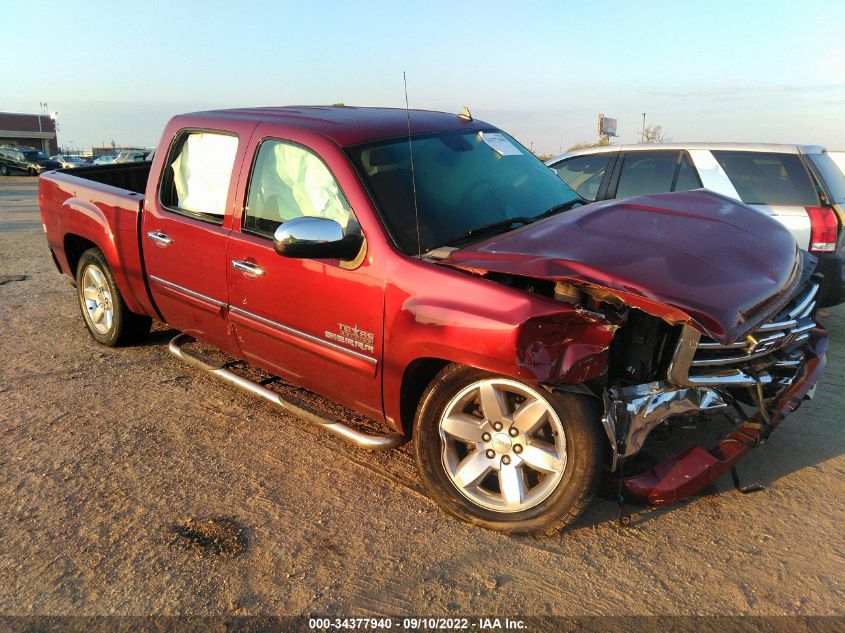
top-left (547, 143), bottom-right (845, 307)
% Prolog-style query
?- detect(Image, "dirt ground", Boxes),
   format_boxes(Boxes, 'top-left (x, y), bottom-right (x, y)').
top-left (0, 175), bottom-right (843, 618)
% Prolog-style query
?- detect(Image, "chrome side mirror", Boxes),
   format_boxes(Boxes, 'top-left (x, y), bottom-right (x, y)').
top-left (273, 216), bottom-right (363, 260)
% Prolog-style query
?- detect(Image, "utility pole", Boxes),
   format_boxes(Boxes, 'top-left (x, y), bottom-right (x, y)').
top-left (641, 113), bottom-right (646, 143)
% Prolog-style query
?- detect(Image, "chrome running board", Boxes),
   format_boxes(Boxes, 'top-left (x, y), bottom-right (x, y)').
top-left (168, 333), bottom-right (406, 451)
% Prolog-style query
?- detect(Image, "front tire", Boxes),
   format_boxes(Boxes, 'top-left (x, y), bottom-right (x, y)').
top-left (413, 364), bottom-right (603, 535)
top-left (76, 248), bottom-right (151, 346)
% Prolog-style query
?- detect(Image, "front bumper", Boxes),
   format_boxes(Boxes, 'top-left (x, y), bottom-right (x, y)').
top-left (621, 326), bottom-right (827, 506)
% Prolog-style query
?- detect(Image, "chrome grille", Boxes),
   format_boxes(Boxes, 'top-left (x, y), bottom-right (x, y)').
top-left (691, 282), bottom-right (818, 369)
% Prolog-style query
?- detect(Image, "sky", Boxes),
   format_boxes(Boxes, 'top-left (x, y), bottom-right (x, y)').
top-left (3, 0), bottom-right (844, 155)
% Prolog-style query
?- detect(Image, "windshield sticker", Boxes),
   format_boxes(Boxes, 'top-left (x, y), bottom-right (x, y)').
top-left (480, 132), bottom-right (522, 156)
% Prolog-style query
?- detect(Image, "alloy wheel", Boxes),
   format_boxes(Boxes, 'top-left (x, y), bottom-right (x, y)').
top-left (81, 265), bottom-right (114, 334)
top-left (438, 379), bottom-right (567, 513)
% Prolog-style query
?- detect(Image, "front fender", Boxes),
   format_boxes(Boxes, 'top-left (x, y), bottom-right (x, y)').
top-left (381, 262), bottom-right (616, 432)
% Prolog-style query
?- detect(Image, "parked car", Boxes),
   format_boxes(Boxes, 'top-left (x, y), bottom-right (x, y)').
top-left (114, 150), bottom-right (150, 163)
top-left (92, 155), bottom-right (117, 166)
top-left (50, 155), bottom-right (87, 169)
top-left (547, 143), bottom-right (845, 307)
top-left (38, 108), bottom-right (827, 534)
top-left (0, 146), bottom-right (62, 176)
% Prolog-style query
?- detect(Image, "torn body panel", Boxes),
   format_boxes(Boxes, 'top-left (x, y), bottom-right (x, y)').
top-left (381, 258), bottom-right (622, 432)
top-left (517, 311), bottom-right (618, 385)
top-left (602, 382), bottom-right (729, 470)
top-left (600, 272), bottom-right (825, 486)
top-left (622, 327), bottom-right (827, 506)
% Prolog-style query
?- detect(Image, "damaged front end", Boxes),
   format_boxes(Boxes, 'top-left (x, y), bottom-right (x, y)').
top-left (439, 190), bottom-right (830, 509)
top-left (602, 274), bottom-right (828, 507)
top-left (444, 263), bottom-right (829, 508)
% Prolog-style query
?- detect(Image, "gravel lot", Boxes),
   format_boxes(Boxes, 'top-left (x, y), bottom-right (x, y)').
top-left (0, 175), bottom-right (843, 619)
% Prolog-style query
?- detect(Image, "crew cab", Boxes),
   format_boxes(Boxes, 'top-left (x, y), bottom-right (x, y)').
top-left (39, 107), bottom-right (828, 534)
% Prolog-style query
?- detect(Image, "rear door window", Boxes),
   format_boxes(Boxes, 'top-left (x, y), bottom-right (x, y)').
top-left (159, 131), bottom-right (239, 222)
top-left (710, 151), bottom-right (819, 206)
top-left (615, 151), bottom-right (681, 198)
top-left (552, 153), bottom-right (613, 201)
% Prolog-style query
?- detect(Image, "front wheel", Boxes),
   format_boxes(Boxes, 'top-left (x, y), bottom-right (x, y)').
top-left (413, 365), bottom-right (603, 535)
top-left (76, 248), bottom-right (151, 346)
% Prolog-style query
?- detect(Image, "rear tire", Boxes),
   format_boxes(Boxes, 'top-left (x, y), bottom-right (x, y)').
top-left (76, 248), bottom-right (151, 347)
top-left (413, 364), bottom-right (603, 535)
top-left (0, 165), bottom-right (8, 176)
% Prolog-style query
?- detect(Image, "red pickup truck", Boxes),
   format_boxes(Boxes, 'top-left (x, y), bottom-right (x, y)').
top-left (39, 106), bottom-right (828, 534)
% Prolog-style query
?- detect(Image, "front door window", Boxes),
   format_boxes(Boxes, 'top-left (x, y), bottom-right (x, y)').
top-left (244, 140), bottom-right (356, 237)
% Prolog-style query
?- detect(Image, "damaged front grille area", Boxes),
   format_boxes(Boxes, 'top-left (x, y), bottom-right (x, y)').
top-left (668, 279), bottom-right (819, 389)
top-left (601, 264), bottom-right (822, 473)
top-left (692, 281), bottom-right (818, 368)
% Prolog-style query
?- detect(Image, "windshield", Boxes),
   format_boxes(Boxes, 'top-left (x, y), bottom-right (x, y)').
top-left (347, 130), bottom-right (581, 253)
top-left (66, 156), bottom-right (84, 163)
top-left (806, 153), bottom-right (845, 204)
top-left (24, 151), bottom-right (48, 161)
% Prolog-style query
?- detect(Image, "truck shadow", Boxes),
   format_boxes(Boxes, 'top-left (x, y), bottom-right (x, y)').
top-left (136, 324), bottom-right (180, 348)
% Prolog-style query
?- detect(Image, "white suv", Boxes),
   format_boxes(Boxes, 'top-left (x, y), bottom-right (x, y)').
top-left (547, 143), bottom-right (845, 307)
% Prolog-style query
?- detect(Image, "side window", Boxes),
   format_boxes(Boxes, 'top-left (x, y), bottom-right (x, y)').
top-left (673, 152), bottom-right (702, 192)
top-left (159, 131), bottom-right (238, 221)
top-left (244, 140), bottom-right (356, 238)
top-left (616, 151), bottom-right (681, 198)
top-left (552, 153), bottom-right (612, 201)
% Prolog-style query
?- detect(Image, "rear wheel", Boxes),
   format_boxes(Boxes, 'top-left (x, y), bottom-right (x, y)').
top-left (76, 248), bottom-right (151, 346)
top-left (0, 165), bottom-right (8, 176)
top-left (413, 364), bottom-right (603, 535)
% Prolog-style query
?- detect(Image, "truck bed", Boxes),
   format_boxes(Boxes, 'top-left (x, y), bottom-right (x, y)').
top-left (39, 165), bottom-right (158, 319)
top-left (61, 162), bottom-right (152, 195)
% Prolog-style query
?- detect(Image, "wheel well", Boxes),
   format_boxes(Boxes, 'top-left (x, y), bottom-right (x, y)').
top-left (63, 234), bottom-right (98, 277)
top-left (399, 358), bottom-right (451, 436)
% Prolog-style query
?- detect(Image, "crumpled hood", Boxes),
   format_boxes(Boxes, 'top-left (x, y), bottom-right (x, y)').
top-left (442, 190), bottom-right (800, 344)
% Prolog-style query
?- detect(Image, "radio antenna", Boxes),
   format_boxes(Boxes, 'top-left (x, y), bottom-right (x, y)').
top-left (403, 71), bottom-right (422, 258)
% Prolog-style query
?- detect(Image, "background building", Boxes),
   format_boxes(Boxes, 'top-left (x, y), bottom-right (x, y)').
top-left (0, 112), bottom-right (58, 154)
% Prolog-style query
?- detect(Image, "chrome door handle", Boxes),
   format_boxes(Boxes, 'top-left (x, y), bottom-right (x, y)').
top-left (231, 259), bottom-right (265, 276)
top-left (146, 230), bottom-right (173, 246)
